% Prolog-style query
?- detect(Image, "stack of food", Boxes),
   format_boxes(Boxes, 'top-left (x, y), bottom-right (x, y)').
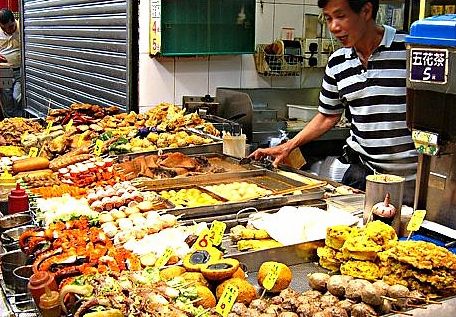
top-left (379, 241), bottom-right (456, 296)
top-left (229, 224), bottom-right (282, 251)
top-left (318, 221), bottom-right (398, 281)
top-left (0, 118), bottom-right (43, 146)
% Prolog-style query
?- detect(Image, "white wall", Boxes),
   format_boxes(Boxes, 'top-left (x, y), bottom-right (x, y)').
top-left (138, 0), bottom-right (325, 112)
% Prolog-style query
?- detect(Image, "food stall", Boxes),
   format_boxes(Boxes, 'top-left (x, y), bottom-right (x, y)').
top-left (1, 14), bottom-right (456, 317)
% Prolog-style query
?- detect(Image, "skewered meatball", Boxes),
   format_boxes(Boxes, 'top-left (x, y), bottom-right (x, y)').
top-left (337, 299), bottom-right (354, 315)
top-left (246, 308), bottom-right (262, 317)
top-left (351, 303), bottom-right (378, 317)
top-left (278, 312), bottom-right (298, 317)
top-left (320, 292), bottom-right (340, 309)
top-left (270, 296), bottom-right (283, 305)
top-left (361, 283), bottom-right (383, 306)
top-left (232, 303), bottom-right (248, 316)
top-left (378, 299), bottom-right (393, 315)
top-left (323, 306), bottom-right (349, 317)
top-left (387, 284), bottom-right (410, 308)
top-left (372, 280), bottom-right (389, 297)
top-left (327, 275), bottom-right (352, 298)
top-left (250, 299), bottom-right (268, 312)
top-left (407, 290), bottom-right (426, 305)
top-left (308, 273), bottom-right (331, 292)
top-left (346, 279), bottom-right (369, 302)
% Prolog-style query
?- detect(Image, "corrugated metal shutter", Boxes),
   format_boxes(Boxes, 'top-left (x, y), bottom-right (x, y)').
top-left (21, 0), bottom-right (136, 117)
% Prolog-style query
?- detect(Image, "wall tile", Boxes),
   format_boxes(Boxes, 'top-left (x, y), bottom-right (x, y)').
top-left (256, 1), bottom-right (275, 44)
top-left (138, 0), bottom-right (150, 54)
top-left (174, 57), bottom-right (210, 105)
top-left (240, 55), bottom-right (272, 88)
top-left (273, 3), bottom-right (304, 40)
top-left (208, 55), bottom-right (242, 95)
top-left (138, 54), bottom-right (174, 109)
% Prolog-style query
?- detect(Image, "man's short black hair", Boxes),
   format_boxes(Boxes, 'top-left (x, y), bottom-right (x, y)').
top-left (0, 9), bottom-right (15, 24)
top-left (318, 0), bottom-right (379, 20)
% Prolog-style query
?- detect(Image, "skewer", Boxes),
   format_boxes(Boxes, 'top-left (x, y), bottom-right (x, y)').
top-left (381, 296), bottom-right (397, 302)
top-left (391, 310), bottom-right (413, 316)
top-left (406, 303), bottom-right (427, 309)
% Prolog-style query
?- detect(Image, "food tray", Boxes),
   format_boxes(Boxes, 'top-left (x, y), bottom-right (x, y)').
top-left (115, 130), bottom-right (223, 159)
top-left (138, 169), bottom-right (324, 221)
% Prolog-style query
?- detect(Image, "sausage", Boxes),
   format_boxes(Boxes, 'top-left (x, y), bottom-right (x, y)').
top-left (12, 157), bottom-right (50, 174)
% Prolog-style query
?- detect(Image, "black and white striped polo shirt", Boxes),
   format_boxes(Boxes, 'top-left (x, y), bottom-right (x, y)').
top-left (318, 25), bottom-right (417, 180)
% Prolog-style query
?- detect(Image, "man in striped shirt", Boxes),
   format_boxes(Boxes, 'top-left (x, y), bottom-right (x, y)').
top-left (250, 0), bottom-right (417, 204)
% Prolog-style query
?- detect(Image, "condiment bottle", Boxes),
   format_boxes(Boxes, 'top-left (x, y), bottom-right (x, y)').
top-left (38, 287), bottom-right (61, 317)
top-left (8, 183), bottom-right (29, 214)
top-left (28, 271), bottom-right (58, 305)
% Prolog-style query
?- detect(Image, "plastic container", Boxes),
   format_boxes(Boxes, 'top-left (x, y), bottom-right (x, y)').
top-left (223, 133), bottom-right (246, 158)
top-left (38, 287), bottom-right (61, 317)
top-left (8, 183), bottom-right (29, 214)
top-left (28, 271), bottom-right (58, 306)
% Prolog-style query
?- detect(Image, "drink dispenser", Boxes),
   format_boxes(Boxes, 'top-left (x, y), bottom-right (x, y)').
top-left (405, 15), bottom-right (456, 229)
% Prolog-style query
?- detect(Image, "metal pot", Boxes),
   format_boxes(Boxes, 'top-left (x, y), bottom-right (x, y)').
top-left (0, 249), bottom-right (30, 290)
top-left (0, 213), bottom-right (32, 232)
top-left (13, 264), bottom-right (34, 293)
top-left (1, 225), bottom-right (36, 251)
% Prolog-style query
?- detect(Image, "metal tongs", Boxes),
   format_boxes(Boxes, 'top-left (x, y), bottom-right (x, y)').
top-left (239, 157), bottom-right (275, 170)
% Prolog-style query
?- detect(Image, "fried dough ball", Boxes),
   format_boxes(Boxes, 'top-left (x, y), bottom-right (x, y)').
top-left (258, 262), bottom-right (292, 293)
top-left (351, 303), bottom-right (378, 317)
top-left (387, 284), bottom-right (410, 308)
top-left (345, 279), bottom-right (369, 302)
top-left (308, 272), bottom-right (330, 292)
top-left (327, 275), bottom-right (353, 298)
top-left (296, 303), bottom-right (321, 317)
top-left (320, 292), bottom-right (340, 309)
top-left (337, 299), bottom-right (354, 315)
top-left (323, 306), bottom-right (348, 317)
top-left (361, 283), bottom-right (383, 306)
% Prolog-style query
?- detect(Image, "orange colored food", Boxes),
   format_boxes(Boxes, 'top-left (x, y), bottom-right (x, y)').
top-left (31, 184), bottom-right (87, 198)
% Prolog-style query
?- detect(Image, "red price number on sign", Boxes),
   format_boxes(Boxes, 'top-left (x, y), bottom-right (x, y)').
top-left (194, 229), bottom-right (213, 250)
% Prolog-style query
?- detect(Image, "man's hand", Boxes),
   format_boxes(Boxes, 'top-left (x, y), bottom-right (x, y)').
top-left (249, 141), bottom-right (293, 168)
top-left (0, 55), bottom-right (7, 63)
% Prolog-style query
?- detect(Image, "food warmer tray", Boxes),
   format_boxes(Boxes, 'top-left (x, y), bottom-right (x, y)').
top-left (138, 169), bottom-right (324, 221)
top-left (230, 242), bottom-right (456, 317)
top-left (115, 129), bottom-right (223, 159)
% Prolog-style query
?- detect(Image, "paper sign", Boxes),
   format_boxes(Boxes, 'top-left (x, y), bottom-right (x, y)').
top-left (65, 119), bottom-right (74, 132)
top-left (194, 228), bottom-right (212, 250)
top-left (407, 210), bottom-right (427, 232)
top-left (28, 147), bottom-right (38, 158)
top-left (209, 220), bottom-right (226, 246)
top-left (154, 247), bottom-right (173, 268)
top-left (262, 263), bottom-right (280, 290)
top-left (94, 139), bottom-right (103, 156)
top-left (215, 284), bottom-right (239, 317)
top-left (77, 135), bottom-right (84, 147)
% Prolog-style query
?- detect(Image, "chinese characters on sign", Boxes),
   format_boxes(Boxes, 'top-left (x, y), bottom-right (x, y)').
top-left (150, 0), bottom-right (161, 54)
top-left (410, 48), bottom-right (448, 84)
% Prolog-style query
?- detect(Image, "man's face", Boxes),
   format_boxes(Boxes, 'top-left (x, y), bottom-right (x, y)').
top-left (323, 0), bottom-right (371, 47)
top-left (0, 20), bottom-right (17, 35)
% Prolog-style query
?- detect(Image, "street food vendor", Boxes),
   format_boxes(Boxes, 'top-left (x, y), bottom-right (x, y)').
top-left (250, 0), bottom-right (418, 205)
top-left (0, 8), bottom-right (22, 117)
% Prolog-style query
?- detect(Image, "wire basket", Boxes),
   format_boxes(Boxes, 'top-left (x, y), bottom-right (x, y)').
top-left (255, 43), bottom-right (303, 76)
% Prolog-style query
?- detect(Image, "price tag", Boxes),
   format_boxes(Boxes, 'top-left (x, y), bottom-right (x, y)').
top-left (77, 134), bottom-right (84, 147)
top-left (209, 220), bottom-right (226, 246)
top-left (28, 147), bottom-right (38, 158)
top-left (65, 119), bottom-right (74, 132)
top-left (150, 0), bottom-right (161, 54)
top-left (262, 263), bottom-right (280, 290)
top-left (407, 210), bottom-right (427, 232)
top-left (215, 284), bottom-right (239, 317)
top-left (94, 139), bottom-right (103, 156)
top-left (194, 229), bottom-right (212, 250)
top-left (21, 131), bottom-right (29, 143)
top-left (45, 121), bottom-right (53, 135)
top-left (155, 247), bottom-right (173, 268)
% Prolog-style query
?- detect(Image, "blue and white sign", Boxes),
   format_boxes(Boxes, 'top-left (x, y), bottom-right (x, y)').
top-left (409, 48), bottom-right (448, 84)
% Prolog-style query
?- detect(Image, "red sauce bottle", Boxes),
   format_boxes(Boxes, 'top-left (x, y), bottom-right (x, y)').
top-left (28, 271), bottom-right (58, 306)
top-left (8, 183), bottom-right (29, 214)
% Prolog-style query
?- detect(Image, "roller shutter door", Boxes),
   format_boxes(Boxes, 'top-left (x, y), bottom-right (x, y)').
top-left (21, 0), bottom-right (137, 117)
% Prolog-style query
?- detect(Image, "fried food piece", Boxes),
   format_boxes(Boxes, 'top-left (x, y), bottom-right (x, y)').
top-left (307, 273), bottom-right (330, 292)
top-left (230, 225), bottom-right (270, 241)
top-left (257, 262), bottom-right (292, 293)
top-left (326, 225), bottom-right (356, 250)
top-left (237, 239), bottom-right (282, 251)
top-left (327, 275), bottom-right (353, 298)
top-left (341, 261), bottom-right (381, 281)
top-left (317, 246), bottom-right (344, 272)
